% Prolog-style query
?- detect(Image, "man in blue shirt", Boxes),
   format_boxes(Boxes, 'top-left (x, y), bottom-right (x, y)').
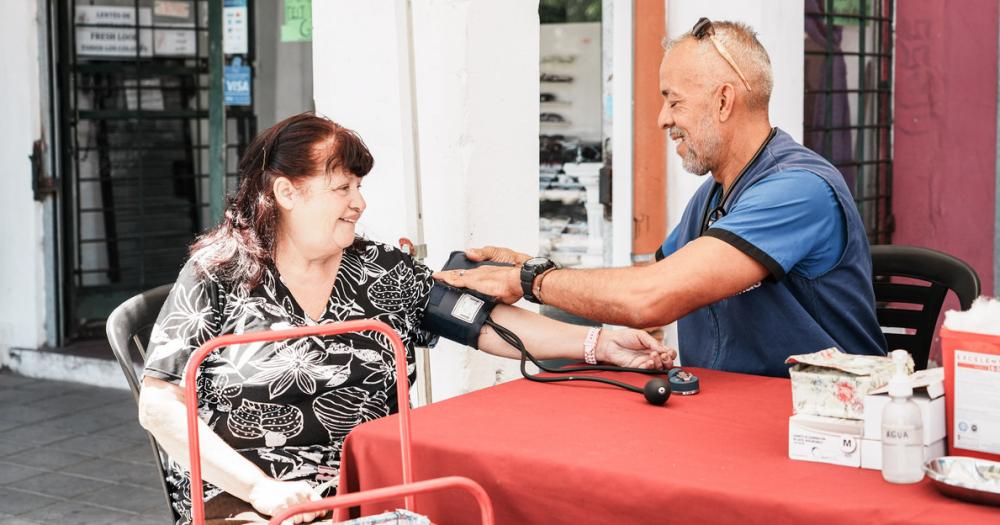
top-left (434, 19), bottom-right (886, 376)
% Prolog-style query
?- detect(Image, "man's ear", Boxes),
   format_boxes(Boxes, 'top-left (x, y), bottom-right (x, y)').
top-left (273, 176), bottom-right (297, 210)
top-left (717, 82), bottom-right (736, 123)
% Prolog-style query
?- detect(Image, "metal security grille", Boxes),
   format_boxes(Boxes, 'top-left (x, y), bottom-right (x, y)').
top-left (55, 0), bottom-right (256, 337)
top-left (804, 0), bottom-right (894, 244)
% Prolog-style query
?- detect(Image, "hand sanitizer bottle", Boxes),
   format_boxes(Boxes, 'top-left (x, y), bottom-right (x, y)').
top-left (881, 350), bottom-right (924, 483)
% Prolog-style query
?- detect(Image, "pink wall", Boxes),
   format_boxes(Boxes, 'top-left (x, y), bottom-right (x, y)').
top-left (894, 0), bottom-right (996, 299)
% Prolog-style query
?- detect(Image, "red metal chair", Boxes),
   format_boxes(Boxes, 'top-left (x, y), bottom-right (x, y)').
top-left (182, 319), bottom-right (494, 525)
top-left (268, 476), bottom-right (493, 525)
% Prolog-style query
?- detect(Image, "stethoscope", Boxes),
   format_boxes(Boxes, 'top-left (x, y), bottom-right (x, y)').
top-left (698, 128), bottom-right (778, 235)
top-left (485, 319), bottom-right (674, 405)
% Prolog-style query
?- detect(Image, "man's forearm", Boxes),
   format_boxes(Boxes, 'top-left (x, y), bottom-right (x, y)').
top-left (534, 237), bottom-right (770, 328)
top-left (536, 265), bottom-right (680, 328)
top-left (439, 237), bottom-right (771, 329)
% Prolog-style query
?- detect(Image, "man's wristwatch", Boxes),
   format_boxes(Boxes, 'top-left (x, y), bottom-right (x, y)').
top-left (520, 257), bottom-right (558, 304)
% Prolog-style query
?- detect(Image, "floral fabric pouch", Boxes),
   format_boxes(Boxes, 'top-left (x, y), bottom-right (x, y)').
top-left (785, 348), bottom-right (912, 420)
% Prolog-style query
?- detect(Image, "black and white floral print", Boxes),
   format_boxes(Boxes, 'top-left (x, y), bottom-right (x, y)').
top-left (143, 239), bottom-right (436, 524)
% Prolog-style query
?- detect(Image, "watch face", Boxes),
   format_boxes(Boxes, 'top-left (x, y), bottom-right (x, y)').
top-left (524, 257), bottom-right (549, 270)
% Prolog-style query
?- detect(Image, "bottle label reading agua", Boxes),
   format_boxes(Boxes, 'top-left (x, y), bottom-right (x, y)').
top-left (883, 425), bottom-right (921, 445)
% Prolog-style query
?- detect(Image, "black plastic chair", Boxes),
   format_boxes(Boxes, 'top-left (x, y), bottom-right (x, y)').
top-left (105, 284), bottom-right (178, 523)
top-left (870, 245), bottom-right (980, 370)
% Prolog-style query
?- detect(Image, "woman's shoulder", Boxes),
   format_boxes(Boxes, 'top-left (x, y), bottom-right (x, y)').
top-left (176, 252), bottom-right (238, 295)
top-left (350, 237), bottom-right (432, 283)
top-left (350, 237), bottom-right (412, 264)
top-left (174, 255), bottom-right (211, 284)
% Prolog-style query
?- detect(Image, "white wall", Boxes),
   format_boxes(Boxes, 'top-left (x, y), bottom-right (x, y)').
top-left (663, 1), bottom-right (805, 350)
top-left (0, 0), bottom-right (46, 355)
top-left (312, 1), bottom-right (539, 401)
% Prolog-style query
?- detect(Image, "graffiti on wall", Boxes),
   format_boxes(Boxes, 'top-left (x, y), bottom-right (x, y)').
top-left (895, 17), bottom-right (944, 136)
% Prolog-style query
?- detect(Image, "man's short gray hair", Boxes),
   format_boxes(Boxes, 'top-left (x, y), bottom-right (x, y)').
top-left (662, 20), bottom-right (773, 112)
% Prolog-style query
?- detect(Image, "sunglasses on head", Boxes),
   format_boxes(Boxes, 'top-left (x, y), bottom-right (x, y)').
top-left (691, 17), bottom-right (752, 92)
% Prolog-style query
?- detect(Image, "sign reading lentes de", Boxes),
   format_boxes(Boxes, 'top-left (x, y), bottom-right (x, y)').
top-left (75, 6), bottom-right (153, 57)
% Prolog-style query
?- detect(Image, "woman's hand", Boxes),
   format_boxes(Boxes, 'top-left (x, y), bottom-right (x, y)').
top-left (249, 478), bottom-right (325, 524)
top-left (596, 328), bottom-right (676, 370)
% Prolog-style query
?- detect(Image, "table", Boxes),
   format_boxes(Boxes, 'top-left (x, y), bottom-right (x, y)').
top-left (340, 368), bottom-right (998, 524)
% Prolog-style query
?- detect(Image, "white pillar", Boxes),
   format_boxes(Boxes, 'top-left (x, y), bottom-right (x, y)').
top-left (0, 0), bottom-right (46, 358)
top-left (312, 1), bottom-right (539, 401)
top-left (611, 0), bottom-right (634, 268)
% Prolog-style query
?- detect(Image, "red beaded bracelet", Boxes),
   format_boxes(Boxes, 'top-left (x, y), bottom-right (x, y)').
top-left (583, 327), bottom-right (601, 365)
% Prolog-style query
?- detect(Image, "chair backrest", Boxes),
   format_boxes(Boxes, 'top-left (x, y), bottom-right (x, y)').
top-left (105, 283), bottom-right (177, 522)
top-left (106, 284), bottom-right (173, 401)
top-left (870, 245), bottom-right (980, 370)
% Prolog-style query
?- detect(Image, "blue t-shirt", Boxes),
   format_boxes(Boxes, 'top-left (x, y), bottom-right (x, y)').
top-left (661, 170), bottom-right (846, 280)
top-left (657, 128), bottom-right (886, 377)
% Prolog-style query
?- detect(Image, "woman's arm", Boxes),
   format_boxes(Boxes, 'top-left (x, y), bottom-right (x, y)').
top-left (137, 377), bottom-right (323, 523)
top-left (476, 304), bottom-right (674, 368)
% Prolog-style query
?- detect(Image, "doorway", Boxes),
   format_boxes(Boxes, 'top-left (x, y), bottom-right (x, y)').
top-left (54, 0), bottom-right (257, 340)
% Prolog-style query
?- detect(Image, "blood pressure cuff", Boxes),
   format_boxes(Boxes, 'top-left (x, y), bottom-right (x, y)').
top-left (420, 251), bottom-right (512, 349)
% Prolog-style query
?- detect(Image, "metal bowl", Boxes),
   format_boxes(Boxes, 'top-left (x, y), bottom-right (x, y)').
top-left (924, 456), bottom-right (1000, 506)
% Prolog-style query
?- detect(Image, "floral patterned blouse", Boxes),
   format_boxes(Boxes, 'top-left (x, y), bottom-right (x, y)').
top-left (142, 239), bottom-right (436, 524)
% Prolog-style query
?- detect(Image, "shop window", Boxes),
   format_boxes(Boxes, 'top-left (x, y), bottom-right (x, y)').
top-left (539, 0), bottom-right (607, 269)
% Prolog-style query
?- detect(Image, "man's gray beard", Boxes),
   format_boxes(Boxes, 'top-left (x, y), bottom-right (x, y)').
top-left (680, 131), bottom-right (722, 176)
top-left (672, 123), bottom-right (721, 176)
top-left (681, 149), bottom-right (711, 175)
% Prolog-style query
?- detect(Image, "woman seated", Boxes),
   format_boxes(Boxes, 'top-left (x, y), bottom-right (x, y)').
top-left (138, 113), bottom-right (673, 524)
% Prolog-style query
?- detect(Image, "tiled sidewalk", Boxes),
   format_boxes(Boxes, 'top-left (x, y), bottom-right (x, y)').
top-left (0, 370), bottom-right (172, 524)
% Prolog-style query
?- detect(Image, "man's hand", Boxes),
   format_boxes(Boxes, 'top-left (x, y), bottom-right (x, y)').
top-left (249, 478), bottom-right (326, 524)
top-left (465, 245), bottom-right (532, 265)
top-left (596, 328), bottom-right (676, 369)
top-left (433, 246), bottom-right (534, 303)
top-left (433, 264), bottom-right (523, 304)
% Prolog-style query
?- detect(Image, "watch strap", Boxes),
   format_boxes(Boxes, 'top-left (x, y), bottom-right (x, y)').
top-left (520, 258), bottom-right (555, 304)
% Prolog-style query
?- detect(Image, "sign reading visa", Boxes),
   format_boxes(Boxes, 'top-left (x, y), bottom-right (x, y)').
top-left (224, 57), bottom-right (252, 106)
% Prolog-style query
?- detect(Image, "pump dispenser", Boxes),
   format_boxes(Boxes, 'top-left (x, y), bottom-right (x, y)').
top-left (881, 350), bottom-right (924, 483)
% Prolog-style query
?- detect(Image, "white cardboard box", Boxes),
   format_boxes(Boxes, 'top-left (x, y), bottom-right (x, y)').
top-left (862, 391), bottom-right (946, 445)
top-left (789, 414), bottom-right (863, 467)
top-left (860, 438), bottom-right (946, 470)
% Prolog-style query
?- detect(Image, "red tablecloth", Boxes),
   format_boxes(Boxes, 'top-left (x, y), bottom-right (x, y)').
top-left (340, 368), bottom-right (998, 524)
